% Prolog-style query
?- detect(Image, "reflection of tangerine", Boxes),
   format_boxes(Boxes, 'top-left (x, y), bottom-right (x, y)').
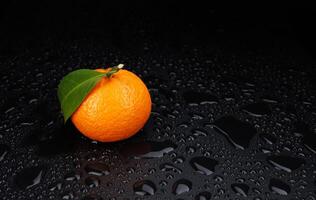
top-left (71, 68), bottom-right (151, 142)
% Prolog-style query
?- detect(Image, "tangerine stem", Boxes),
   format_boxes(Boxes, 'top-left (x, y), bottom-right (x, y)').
top-left (105, 64), bottom-right (124, 78)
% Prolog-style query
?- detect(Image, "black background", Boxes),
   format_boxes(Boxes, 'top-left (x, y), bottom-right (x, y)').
top-left (1, 2), bottom-right (316, 61)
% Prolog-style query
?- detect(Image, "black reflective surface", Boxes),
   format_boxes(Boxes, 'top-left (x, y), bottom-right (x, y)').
top-left (0, 2), bottom-right (316, 200)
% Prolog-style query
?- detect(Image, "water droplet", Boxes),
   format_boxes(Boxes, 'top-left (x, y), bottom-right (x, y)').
top-left (192, 129), bottom-right (208, 137)
top-left (85, 176), bottom-right (100, 188)
top-left (186, 146), bottom-right (196, 154)
top-left (242, 102), bottom-right (271, 117)
top-left (64, 171), bottom-right (80, 181)
top-left (231, 183), bottom-right (249, 197)
top-left (213, 116), bottom-right (257, 150)
top-left (267, 155), bottom-right (305, 172)
top-left (84, 162), bottom-right (110, 176)
top-left (13, 166), bottom-right (45, 189)
top-left (61, 192), bottom-right (74, 199)
top-left (269, 178), bottom-right (291, 195)
top-left (120, 140), bottom-right (176, 159)
top-left (195, 191), bottom-right (212, 200)
top-left (160, 163), bottom-right (182, 174)
top-left (173, 157), bottom-right (185, 164)
top-left (190, 157), bottom-right (218, 175)
top-left (172, 179), bottom-right (192, 195)
top-left (0, 143), bottom-right (10, 161)
top-left (159, 180), bottom-right (168, 187)
top-left (49, 182), bottom-right (62, 191)
top-left (214, 175), bottom-right (223, 182)
top-left (133, 180), bottom-right (156, 196)
top-left (294, 122), bottom-right (316, 153)
top-left (260, 134), bottom-right (276, 145)
top-left (261, 148), bottom-right (272, 154)
top-left (183, 90), bottom-right (217, 106)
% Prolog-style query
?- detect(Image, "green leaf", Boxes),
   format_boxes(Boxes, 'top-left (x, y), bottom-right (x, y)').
top-left (57, 69), bottom-right (105, 122)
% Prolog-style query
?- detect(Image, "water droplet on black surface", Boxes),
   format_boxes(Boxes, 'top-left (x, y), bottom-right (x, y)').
top-left (49, 182), bottom-right (62, 191)
top-left (195, 191), bottom-right (212, 200)
top-left (133, 180), bottom-right (156, 196)
top-left (190, 157), bottom-right (218, 175)
top-left (64, 172), bottom-right (80, 181)
top-left (173, 157), bottom-right (185, 164)
top-left (260, 133), bottom-right (277, 145)
top-left (213, 116), bottom-right (257, 150)
top-left (62, 192), bottom-right (74, 199)
top-left (267, 155), bottom-right (305, 172)
top-left (231, 183), bottom-right (249, 197)
top-left (13, 166), bottom-right (45, 189)
top-left (120, 140), bottom-right (176, 159)
top-left (183, 90), bottom-right (217, 106)
top-left (85, 176), bottom-right (100, 188)
top-left (1, 25), bottom-right (315, 199)
top-left (242, 102), bottom-right (271, 117)
top-left (172, 179), bottom-right (192, 195)
top-left (269, 178), bottom-right (291, 195)
top-left (0, 143), bottom-right (10, 161)
top-left (192, 128), bottom-right (208, 137)
top-left (186, 146), bottom-right (196, 154)
top-left (84, 162), bottom-right (110, 176)
top-left (294, 122), bottom-right (316, 153)
top-left (160, 163), bottom-right (182, 174)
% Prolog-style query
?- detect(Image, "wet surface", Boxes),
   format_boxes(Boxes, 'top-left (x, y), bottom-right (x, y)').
top-left (1, 3), bottom-right (316, 200)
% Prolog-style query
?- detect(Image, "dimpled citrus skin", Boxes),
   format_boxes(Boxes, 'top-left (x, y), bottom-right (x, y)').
top-left (71, 68), bottom-right (151, 142)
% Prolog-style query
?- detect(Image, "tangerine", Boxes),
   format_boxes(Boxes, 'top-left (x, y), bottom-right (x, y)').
top-left (71, 68), bottom-right (151, 142)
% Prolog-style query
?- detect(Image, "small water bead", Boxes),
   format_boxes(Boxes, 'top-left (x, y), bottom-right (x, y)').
top-left (61, 192), bottom-right (74, 200)
top-left (213, 116), bottom-right (257, 150)
top-left (191, 129), bottom-right (208, 137)
top-left (160, 163), bottom-right (182, 174)
top-left (242, 102), bottom-right (271, 117)
top-left (64, 172), bottom-right (81, 181)
top-left (261, 148), bottom-right (272, 154)
top-left (148, 168), bottom-right (156, 174)
top-left (269, 178), bottom-right (291, 195)
top-left (49, 182), bottom-right (62, 191)
top-left (190, 157), bottom-right (219, 175)
top-left (133, 180), bottom-right (156, 196)
top-left (172, 179), bottom-right (192, 195)
top-left (183, 90), bottom-right (218, 106)
top-left (159, 180), bottom-right (168, 187)
top-left (166, 174), bottom-right (174, 179)
top-left (231, 183), bottom-right (249, 197)
top-left (173, 157), bottom-right (185, 164)
top-left (84, 176), bottom-right (100, 188)
top-left (252, 188), bottom-right (261, 194)
top-left (84, 162), bottom-right (110, 176)
top-left (267, 155), bottom-right (305, 172)
top-left (0, 144), bottom-right (10, 161)
top-left (195, 191), bottom-right (212, 200)
top-left (186, 146), bottom-right (196, 154)
top-left (259, 134), bottom-right (277, 145)
top-left (120, 140), bottom-right (176, 159)
top-left (214, 175), bottom-right (223, 182)
top-left (203, 151), bottom-right (212, 157)
top-left (126, 167), bottom-right (135, 174)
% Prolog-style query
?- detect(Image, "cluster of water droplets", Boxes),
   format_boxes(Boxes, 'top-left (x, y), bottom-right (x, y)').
top-left (0, 38), bottom-right (315, 199)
